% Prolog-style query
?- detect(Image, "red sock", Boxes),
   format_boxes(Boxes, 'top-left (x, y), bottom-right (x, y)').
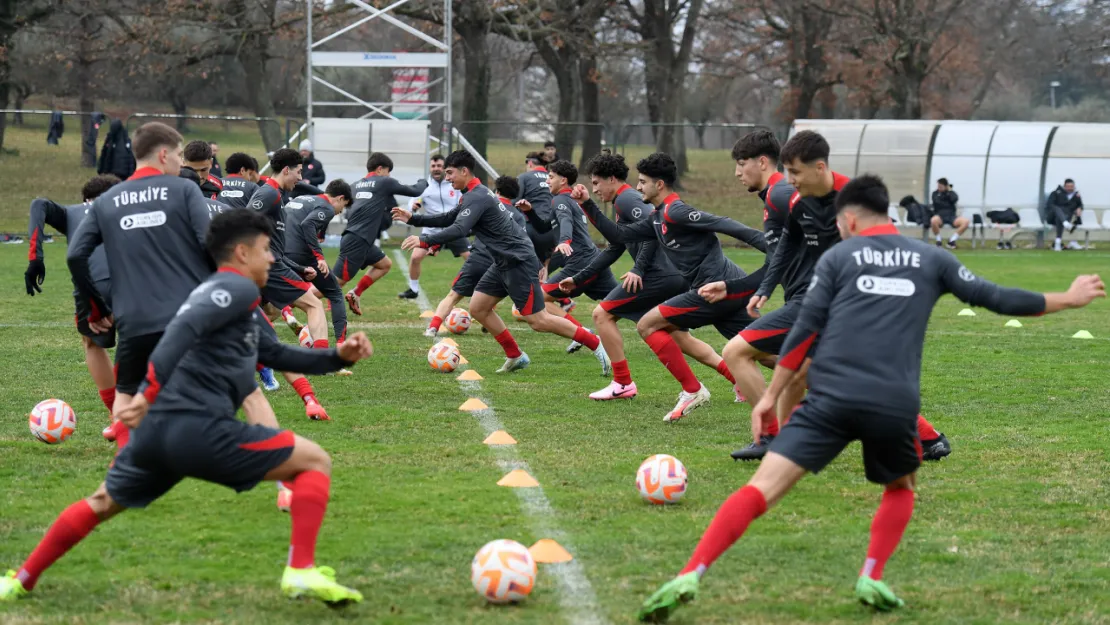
top-left (861, 487), bottom-right (915, 580)
top-left (429, 315), bottom-right (443, 331)
top-left (111, 420), bottom-right (130, 450)
top-left (644, 330), bottom-right (700, 393)
top-left (288, 470), bottom-right (330, 569)
top-left (557, 297), bottom-right (572, 306)
top-left (680, 485), bottom-right (767, 576)
top-left (17, 500), bottom-right (101, 590)
top-left (292, 378), bottom-right (317, 406)
top-left (564, 313), bottom-right (583, 328)
top-left (353, 274), bottom-right (374, 296)
top-left (494, 329), bottom-right (522, 358)
top-left (764, 416), bottom-right (780, 436)
top-left (282, 306), bottom-right (293, 317)
top-left (97, 388), bottom-right (116, 413)
top-left (916, 414), bottom-right (939, 441)
top-left (573, 327), bottom-right (600, 351)
top-left (256, 363), bottom-right (265, 372)
top-left (312, 339), bottom-right (329, 349)
top-left (715, 360), bottom-right (735, 384)
top-left (612, 359), bottom-right (633, 385)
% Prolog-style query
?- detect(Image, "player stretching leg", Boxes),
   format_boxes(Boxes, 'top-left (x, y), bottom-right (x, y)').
top-left (392, 150), bottom-right (609, 375)
top-left (636, 175), bottom-right (1104, 622)
top-left (25, 175), bottom-right (123, 440)
top-left (1, 209), bottom-right (375, 605)
top-left (574, 153), bottom-right (767, 421)
top-left (338, 152), bottom-right (428, 314)
top-left (424, 176), bottom-right (521, 337)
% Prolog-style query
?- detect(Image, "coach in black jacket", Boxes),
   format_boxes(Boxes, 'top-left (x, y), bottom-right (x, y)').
top-left (298, 139), bottom-right (326, 186)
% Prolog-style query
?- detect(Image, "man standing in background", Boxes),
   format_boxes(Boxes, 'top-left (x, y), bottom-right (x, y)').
top-left (299, 140), bottom-right (327, 187)
top-left (399, 153), bottom-right (465, 300)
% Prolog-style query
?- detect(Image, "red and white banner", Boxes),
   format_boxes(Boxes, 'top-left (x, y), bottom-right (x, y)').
top-left (392, 68), bottom-right (429, 117)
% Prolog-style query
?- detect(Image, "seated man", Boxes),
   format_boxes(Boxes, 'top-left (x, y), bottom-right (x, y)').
top-left (1044, 178), bottom-right (1085, 251)
top-left (929, 178), bottom-right (968, 249)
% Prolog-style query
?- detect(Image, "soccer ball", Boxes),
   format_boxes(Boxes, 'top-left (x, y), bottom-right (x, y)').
top-left (511, 305), bottom-right (524, 321)
top-left (470, 539), bottom-right (537, 604)
top-left (298, 326), bottom-right (313, 348)
top-left (428, 342), bottom-right (461, 372)
top-left (445, 308), bottom-right (472, 334)
top-left (29, 399), bottom-right (77, 444)
top-left (636, 454), bottom-right (687, 505)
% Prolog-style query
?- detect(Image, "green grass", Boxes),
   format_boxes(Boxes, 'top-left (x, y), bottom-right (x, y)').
top-left (1, 242), bottom-right (1108, 624)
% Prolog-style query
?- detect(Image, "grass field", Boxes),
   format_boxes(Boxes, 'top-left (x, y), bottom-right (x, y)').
top-left (1, 239), bottom-right (1108, 624)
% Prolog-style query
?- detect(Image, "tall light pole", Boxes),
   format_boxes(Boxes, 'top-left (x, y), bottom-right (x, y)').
top-left (1050, 81), bottom-right (1061, 109)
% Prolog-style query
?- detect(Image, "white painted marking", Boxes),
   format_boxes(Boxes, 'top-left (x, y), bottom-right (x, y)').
top-left (391, 249), bottom-right (433, 312)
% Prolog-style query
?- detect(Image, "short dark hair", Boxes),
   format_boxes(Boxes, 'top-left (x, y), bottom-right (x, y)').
top-left (429, 153), bottom-right (444, 162)
top-left (183, 140), bottom-right (212, 163)
top-left (1064, 178), bottom-right (1075, 184)
top-left (495, 175), bottom-right (520, 199)
top-left (636, 152), bottom-right (677, 188)
top-left (834, 174), bottom-right (889, 216)
top-left (525, 151), bottom-right (546, 166)
top-left (269, 148), bottom-right (302, 174)
top-left (82, 174), bottom-right (121, 201)
top-left (225, 152), bottom-right (256, 175)
top-left (250, 156), bottom-right (260, 172)
top-left (779, 130), bottom-right (830, 166)
top-left (544, 141), bottom-right (556, 148)
top-left (444, 150), bottom-right (477, 172)
top-left (326, 179), bottom-right (353, 204)
top-left (205, 208), bottom-right (274, 263)
top-left (585, 153), bottom-right (629, 181)
top-left (132, 122), bottom-right (183, 161)
top-left (732, 130), bottom-right (780, 163)
top-left (548, 160), bottom-right (577, 185)
top-left (366, 152), bottom-right (394, 172)
top-left (937, 177), bottom-right (949, 186)
top-left (178, 166), bottom-right (201, 186)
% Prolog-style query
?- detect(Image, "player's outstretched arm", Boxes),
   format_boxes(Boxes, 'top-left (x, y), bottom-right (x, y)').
top-left (518, 201), bottom-right (555, 233)
top-left (407, 204), bottom-right (461, 228)
top-left (300, 212), bottom-right (327, 263)
top-left (669, 202), bottom-right (767, 252)
top-left (941, 254), bottom-right (1104, 315)
top-left (258, 327), bottom-right (371, 374)
top-left (420, 201), bottom-right (485, 246)
top-left (65, 203), bottom-right (110, 320)
top-left (387, 177), bottom-right (429, 198)
top-left (25, 199), bottom-right (68, 295)
top-left (579, 198), bottom-right (655, 244)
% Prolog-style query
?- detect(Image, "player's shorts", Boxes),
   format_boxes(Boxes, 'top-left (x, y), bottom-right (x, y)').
top-left (768, 397), bottom-right (922, 484)
top-left (74, 278), bottom-right (115, 349)
top-left (475, 257), bottom-right (545, 315)
top-left (114, 331), bottom-right (164, 395)
top-left (595, 273), bottom-right (689, 322)
top-left (935, 212), bottom-right (958, 227)
top-left (737, 297), bottom-right (803, 355)
top-left (262, 262), bottom-right (312, 309)
top-left (657, 269), bottom-right (763, 339)
top-left (543, 266), bottom-right (619, 301)
top-left (430, 236), bottom-right (470, 257)
top-left (105, 414), bottom-right (295, 508)
top-left (451, 250), bottom-right (495, 298)
top-left (335, 233), bottom-right (386, 282)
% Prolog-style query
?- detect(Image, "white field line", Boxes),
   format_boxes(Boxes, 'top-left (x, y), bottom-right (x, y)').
top-left (414, 293), bottom-right (609, 625)
top-left (391, 249), bottom-right (433, 312)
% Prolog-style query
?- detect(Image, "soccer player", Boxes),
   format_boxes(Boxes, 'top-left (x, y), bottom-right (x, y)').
top-left (517, 159), bottom-right (617, 351)
top-left (338, 152), bottom-right (428, 314)
top-left (182, 140), bottom-right (222, 199)
top-left (570, 153), bottom-right (767, 421)
top-left (283, 180), bottom-right (353, 345)
top-left (66, 122), bottom-right (213, 430)
top-left (400, 153), bottom-right (466, 300)
top-left (247, 148), bottom-right (330, 350)
top-left (635, 174), bottom-right (1105, 623)
top-left (517, 152), bottom-right (558, 273)
top-left (218, 152), bottom-right (261, 208)
top-left (0, 209), bottom-right (375, 605)
top-left (392, 150), bottom-right (610, 375)
top-left (25, 174), bottom-right (122, 438)
top-left (556, 153), bottom-right (732, 401)
top-left (424, 175), bottom-right (522, 337)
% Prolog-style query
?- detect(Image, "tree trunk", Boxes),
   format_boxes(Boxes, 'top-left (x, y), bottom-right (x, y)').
top-left (0, 0), bottom-right (13, 152)
top-left (78, 13), bottom-right (96, 168)
top-left (456, 22), bottom-right (491, 164)
top-left (578, 53), bottom-right (602, 169)
top-left (0, 81), bottom-right (8, 153)
top-left (239, 49), bottom-right (283, 151)
top-left (167, 86), bottom-right (189, 132)
top-left (535, 38), bottom-right (579, 164)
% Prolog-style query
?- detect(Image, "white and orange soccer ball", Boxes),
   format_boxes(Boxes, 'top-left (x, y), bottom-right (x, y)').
top-left (470, 539), bottom-right (537, 604)
top-left (428, 342), bottom-right (462, 372)
top-left (29, 399), bottom-right (77, 444)
top-left (636, 454), bottom-right (688, 505)
top-left (298, 327), bottom-right (313, 348)
top-left (445, 308), bottom-right (472, 334)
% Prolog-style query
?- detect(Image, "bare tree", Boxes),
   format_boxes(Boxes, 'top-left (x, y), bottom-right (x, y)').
top-left (0, 0), bottom-right (53, 152)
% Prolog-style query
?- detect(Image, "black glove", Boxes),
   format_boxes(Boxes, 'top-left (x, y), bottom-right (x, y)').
top-left (25, 259), bottom-right (45, 296)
